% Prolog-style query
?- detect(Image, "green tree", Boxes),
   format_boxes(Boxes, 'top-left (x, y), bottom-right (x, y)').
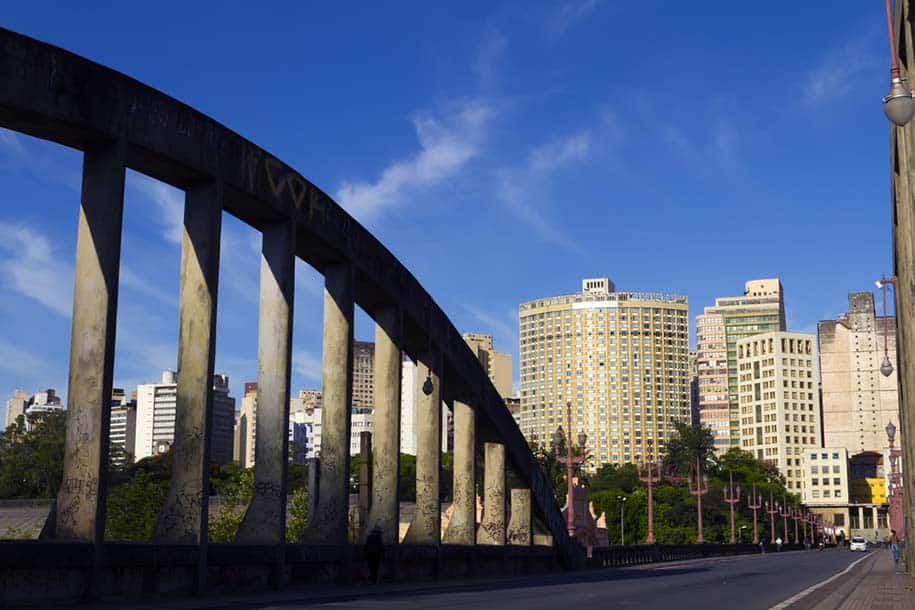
top-left (662, 420), bottom-right (716, 477)
top-left (104, 470), bottom-right (169, 541)
top-left (0, 411), bottom-right (65, 499)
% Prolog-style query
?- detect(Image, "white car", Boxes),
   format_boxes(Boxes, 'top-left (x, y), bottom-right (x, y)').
top-left (849, 537), bottom-right (868, 552)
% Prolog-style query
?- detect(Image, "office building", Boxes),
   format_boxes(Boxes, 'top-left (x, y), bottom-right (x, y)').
top-left (234, 382), bottom-right (258, 468)
top-left (818, 292), bottom-right (900, 454)
top-left (463, 333), bottom-right (513, 398)
top-left (135, 370), bottom-right (235, 464)
top-left (518, 278), bottom-right (690, 466)
top-left (736, 331), bottom-right (820, 493)
top-left (697, 279), bottom-right (786, 450)
top-left (353, 341), bottom-right (375, 408)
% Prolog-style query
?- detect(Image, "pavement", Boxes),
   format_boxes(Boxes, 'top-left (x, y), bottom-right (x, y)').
top-left (83, 547), bottom-right (915, 610)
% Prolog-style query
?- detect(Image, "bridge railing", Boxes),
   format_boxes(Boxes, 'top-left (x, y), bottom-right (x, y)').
top-left (588, 543), bottom-right (810, 569)
top-left (0, 25), bottom-right (583, 602)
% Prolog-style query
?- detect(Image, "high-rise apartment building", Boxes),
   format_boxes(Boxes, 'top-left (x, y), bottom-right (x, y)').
top-left (353, 341), bottom-right (374, 408)
top-left (234, 382), bottom-right (258, 468)
top-left (697, 279), bottom-right (786, 450)
top-left (135, 370), bottom-right (235, 464)
top-left (818, 292), bottom-right (899, 454)
top-left (4, 388), bottom-right (30, 428)
top-left (462, 333), bottom-right (513, 398)
top-left (109, 388), bottom-right (136, 463)
top-left (736, 331), bottom-right (820, 493)
top-left (518, 278), bottom-right (690, 466)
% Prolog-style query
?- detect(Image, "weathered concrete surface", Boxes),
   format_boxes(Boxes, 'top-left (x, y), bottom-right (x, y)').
top-left (0, 28), bottom-right (581, 568)
top-left (236, 220), bottom-right (295, 544)
top-left (358, 431), bottom-right (372, 538)
top-left (365, 307), bottom-right (401, 544)
top-left (308, 264), bottom-right (354, 545)
top-left (443, 400), bottom-right (475, 545)
top-left (507, 489), bottom-right (532, 545)
top-left (403, 350), bottom-right (442, 545)
top-left (478, 443), bottom-right (506, 546)
top-left (155, 181), bottom-right (222, 546)
top-left (54, 141), bottom-right (126, 543)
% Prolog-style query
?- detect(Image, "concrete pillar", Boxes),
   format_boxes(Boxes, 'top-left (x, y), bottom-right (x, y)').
top-left (358, 431), bottom-right (372, 539)
top-left (308, 263), bottom-right (354, 544)
top-left (155, 181), bottom-right (222, 545)
top-left (872, 506), bottom-right (879, 533)
top-left (55, 139), bottom-right (126, 542)
top-left (236, 220), bottom-right (295, 544)
top-left (403, 349), bottom-right (442, 545)
top-left (507, 489), bottom-right (532, 546)
top-left (477, 442), bottom-right (506, 545)
top-left (858, 505), bottom-right (864, 531)
top-left (443, 400), bottom-right (475, 545)
top-left (365, 307), bottom-right (401, 544)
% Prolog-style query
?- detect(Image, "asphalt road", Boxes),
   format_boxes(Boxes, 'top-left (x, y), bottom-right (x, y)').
top-left (131, 548), bottom-right (876, 610)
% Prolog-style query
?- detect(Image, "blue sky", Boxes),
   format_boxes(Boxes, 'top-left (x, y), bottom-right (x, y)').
top-left (0, 1), bottom-right (896, 420)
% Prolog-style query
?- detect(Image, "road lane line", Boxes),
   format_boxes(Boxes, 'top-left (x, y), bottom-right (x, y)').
top-left (768, 552), bottom-right (875, 610)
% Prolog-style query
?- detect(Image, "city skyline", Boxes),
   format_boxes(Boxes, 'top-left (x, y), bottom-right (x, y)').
top-left (0, 1), bottom-right (895, 421)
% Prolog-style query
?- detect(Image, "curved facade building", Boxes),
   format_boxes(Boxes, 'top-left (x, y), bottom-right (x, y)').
top-left (518, 278), bottom-right (690, 466)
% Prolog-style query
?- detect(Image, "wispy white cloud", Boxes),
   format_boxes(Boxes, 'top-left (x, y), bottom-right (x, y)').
top-left (461, 302), bottom-right (515, 346)
top-left (293, 348), bottom-right (323, 384)
top-left (802, 23), bottom-right (882, 105)
top-left (120, 267), bottom-right (177, 308)
top-left (128, 172), bottom-right (184, 244)
top-left (337, 100), bottom-right (494, 221)
top-left (476, 28), bottom-right (508, 89)
top-left (0, 339), bottom-right (55, 384)
top-left (0, 128), bottom-right (81, 191)
top-left (496, 129), bottom-right (592, 252)
top-left (547, 0), bottom-right (603, 40)
top-left (661, 118), bottom-right (740, 177)
top-left (0, 221), bottom-right (74, 316)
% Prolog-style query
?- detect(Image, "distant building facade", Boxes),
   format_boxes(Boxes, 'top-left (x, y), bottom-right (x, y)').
top-left (135, 370), bottom-right (235, 464)
top-left (697, 278), bottom-right (786, 450)
top-left (818, 292), bottom-right (900, 454)
top-left (462, 333), bottom-right (513, 398)
top-left (736, 331), bottom-right (820, 494)
top-left (4, 388), bottom-right (31, 428)
top-left (352, 341), bottom-right (375, 409)
top-left (519, 278), bottom-right (690, 466)
top-left (234, 382), bottom-right (258, 468)
top-left (109, 387), bottom-right (136, 463)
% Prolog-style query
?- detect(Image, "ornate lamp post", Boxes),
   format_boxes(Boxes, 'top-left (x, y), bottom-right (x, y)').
top-left (801, 510), bottom-right (808, 544)
top-left (723, 471), bottom-right (741, 544)
top-left (765, 490), bottom-right (779, 544)
top-left (780, 499), bottom-right (791, 543)
top-left (887, 421), bottom-right (905, 539)
top-left (791, 507), bottom-right (800, 544)
top-left (617, 495), bottom-right (628, 545)
top-left (638, 457), bottom-right (662, 544)
top-left (688, 457), bottom-right (710, 544)
top-left (552, 402), bottom-right (588, 537)
top-left (747, 483), bottom-right (762, 544)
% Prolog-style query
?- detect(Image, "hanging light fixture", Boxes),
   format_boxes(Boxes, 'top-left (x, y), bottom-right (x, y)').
top-left (884, 0), bottom-right (915, 125)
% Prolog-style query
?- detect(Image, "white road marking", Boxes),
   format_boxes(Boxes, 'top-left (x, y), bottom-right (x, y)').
top-left (768, 552), bottom-right (874, 609)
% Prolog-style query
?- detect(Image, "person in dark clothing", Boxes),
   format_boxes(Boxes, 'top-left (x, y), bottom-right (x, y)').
top-left (364, 525), bottom-right (385, 584)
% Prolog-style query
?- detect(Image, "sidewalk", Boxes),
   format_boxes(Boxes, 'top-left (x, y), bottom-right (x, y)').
top-left (805, 549), bottom-right (915, 610)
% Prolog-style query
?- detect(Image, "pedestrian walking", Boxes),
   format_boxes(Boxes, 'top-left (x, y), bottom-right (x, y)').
top-left (776, 536), bottom-right (783, 552)
top-left (364, 525), bottom-right (385, 584)
top-left (890, 529), bottom-right (900, 571)
top-left (759, 540), bottom-right (766, 554)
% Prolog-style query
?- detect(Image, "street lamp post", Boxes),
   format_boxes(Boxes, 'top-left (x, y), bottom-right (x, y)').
top-left (802, 510), bottom-right (808, 544)
top-left (877, 276), bottom-right (897, 377)
top-left (780, 499), bottom-right (791, 544)
top-left (886, 421), bottom-right (905, 539)
top-left (765, 490), bottom-right (778, 544)
top-left (688, 457), bottom-right (709, 544)
top-left (747, 483), bottom-right (762, 544)
top-left (617, 495), bottom-right (628, 545)
top-left (723, 471), bottom-right (741, 544)
top-left (638, 458), bottom-right (662, 544)
top-left (792, 507), bottom-right (800, 545)
top-left (553, 402), bottom-right (588, 538)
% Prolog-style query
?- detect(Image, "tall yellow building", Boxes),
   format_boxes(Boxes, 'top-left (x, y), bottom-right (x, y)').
top-left (518, 278), bottom-right (690, 466)
top-left (462, 332), bottom-right (513, 399)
